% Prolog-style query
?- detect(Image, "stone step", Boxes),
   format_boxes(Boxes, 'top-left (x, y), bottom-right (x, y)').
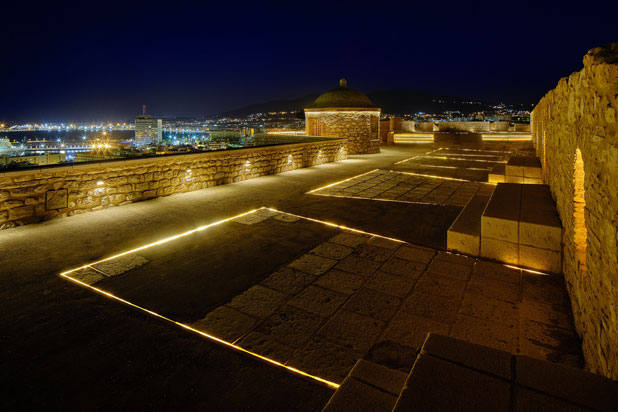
top-left (447, 191), bottom-right (494, 256)
top-left (505, 156), bottom-right (543, 184)
top-left (488, 163), bottom-right (506, 183)
top-left (480, 183), bottom-right (562, 272)
top-left (392, 333), bottom-right (618, 412)
top-left (321, 359), bottom-right (408, 412)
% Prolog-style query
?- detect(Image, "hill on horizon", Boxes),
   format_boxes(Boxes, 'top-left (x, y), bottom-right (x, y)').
top-left (213, 90), bottom-right (533, 118)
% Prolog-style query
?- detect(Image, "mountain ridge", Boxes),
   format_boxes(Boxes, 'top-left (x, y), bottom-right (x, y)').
top-left (213, 90), bottom-right (533, 118)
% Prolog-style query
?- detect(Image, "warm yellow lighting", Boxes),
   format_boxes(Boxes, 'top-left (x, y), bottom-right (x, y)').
top-left (306, 169), bottom-right (380, 194)
top-left (60, 209), bottom-right (262, 275)
top-left (393, 170), bottom-right (496, 184)
top-left (394, 149), bottom-right (441, 165)
top-left (310, 192), bottom-right (434, 206)
top-left (265, 208), bottom-right (406, 245)
top-left (60, 273), bottom-right (340, 389)
top-left (503, 264), bottom-right (550, 276)
top-left (58, 206), bottom-right (428, 390)
top-left (422, 155), bottom-right (506, 164)
top-left (96, 181), bottom-right (104, 186)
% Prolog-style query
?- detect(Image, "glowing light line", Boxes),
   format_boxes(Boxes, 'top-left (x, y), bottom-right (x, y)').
top-left (503, 264), bottom-right (552, 276)
top-left (394, 148), bottom-right (441, 164)
top-left (420, 155), bottom-right (506, 163)
top-left (265, 208), bottom-right (407, 244)
top-left (57, 206), bottom-right (423, 389)
top-left (59, 273), bottom-right (340, 389)
top-left (309, 192), bottom-right (435, 206)
top-left (392, 170), bottom-right (496, 184)
top-left (60, 209), bottom-right (262, 276)
top-left (306, 169), bottom-right (380, 194)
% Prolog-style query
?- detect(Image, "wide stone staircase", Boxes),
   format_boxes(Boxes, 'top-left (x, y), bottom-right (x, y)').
top-left (321, 333), bottom-right (618, 412)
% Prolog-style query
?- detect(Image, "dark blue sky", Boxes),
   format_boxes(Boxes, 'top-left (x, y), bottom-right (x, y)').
top-left (1, 2), bottom-right (616, 122)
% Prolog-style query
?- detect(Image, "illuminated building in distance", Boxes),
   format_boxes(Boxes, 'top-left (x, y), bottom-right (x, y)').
top-left (134, 105), bottom-right (162, 146)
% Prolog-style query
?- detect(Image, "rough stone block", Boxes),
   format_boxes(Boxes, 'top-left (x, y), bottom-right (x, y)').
top-left (191, 306), bottom-right (257, 342)
top-left (393, 354), bottom-right (511, 412)
top-left (317, 310), bottom-right (385, 352)
top-left (505, 175), bottom-right (524, 183)
top-left (45, 188), bottom-right (68, 210)
top-left (255, 305), bottom-right (323, 348)
top-left (91, 254), bottom-right (148, 277)
top-left (289, 285), bottom-right (346, 317)
top-left (421, 333), bottom-right (512, 379)
top-left (322, 376), bottom-right (397, 412)
top-left (228, 285), bottom-right (289, 319)
top-left (314, 269), bottom-right (365, 295)
top-left (518, 245), bottom-right (561, 273)
top-left (519, 209), bottom-right (562, 251)
top-left (450, 314), bottom-right (517, 353)
top-left (343, 288), bottom-right (401, 322)
top-left (515, 355), bottom-right (618, 412)
top-left (288, 253), bottom-right (338, 276)
top-left (348, 359), bottom-right (408, 396)
top-left (481, 237), bottom-right (518, 265)
top-left (236, 331), bottom-right (295, 364)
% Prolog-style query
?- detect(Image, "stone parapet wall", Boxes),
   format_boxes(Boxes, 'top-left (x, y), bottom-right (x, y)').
top-left (0, 139), bottom-right (347, 230)
top-left (305, 110), bottom-right (380, 154)
top-left (531, 42), bottom-right (618, 379)
top-left (438, 121), bottom-right (492, 133)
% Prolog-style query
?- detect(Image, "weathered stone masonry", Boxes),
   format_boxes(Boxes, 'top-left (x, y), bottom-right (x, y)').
top-left (305, 110), bottom-right (380, 155)
top-left (0, 138), bottom-right (347, 230)
top-left (531, 43), bottom-right (618, 379)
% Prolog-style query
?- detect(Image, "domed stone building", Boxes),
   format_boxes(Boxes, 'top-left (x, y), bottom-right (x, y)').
top-left (304, 79), bottom-right (381, 154)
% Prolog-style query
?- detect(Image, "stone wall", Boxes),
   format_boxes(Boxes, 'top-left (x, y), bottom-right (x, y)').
top-left (531, 42), bottom-right (618, 379)
top-left (0, 138), bottom-right (348, 230)
top-left (305, 110), bottom-right (380, 154)
top-left (438, 121), bottom-right (491, 133)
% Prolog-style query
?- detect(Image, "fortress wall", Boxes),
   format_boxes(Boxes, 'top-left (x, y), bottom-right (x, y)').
top-left (531, 42), bottom-right (618, 379)
top-left (0, 138), bottom-right (347, 230)
top-left (438, 121), bottom-right (491, 132)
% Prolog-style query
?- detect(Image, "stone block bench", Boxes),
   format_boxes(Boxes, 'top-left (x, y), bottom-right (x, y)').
top-left (505, 156), bottom-right (543, 184)
top-left (488, 163), bottom-right (506, 183)
top-left (481, 183), bottom-right (561, 273)
top-left (447, 191), bottom-right (494, 255)
top-left (321, 334), bottom-right (618, 412)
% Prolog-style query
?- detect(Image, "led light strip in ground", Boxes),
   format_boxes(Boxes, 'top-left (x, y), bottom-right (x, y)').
top-left (306, 169), bottom-right (380, 194)
top-left (58, 207), bottom-right (341, 390)
top-left (60, 208), bottom-right (262, 273)
top-left (308, 192), bottom-right (437, 206)
top-left (437, 147), bottom-right (513, 154)
top-left (394, 148), bottom-right (442, 164)
top-left (59, 273), bottom-right (340, 389)
top-left (265, 208), bottom-right (408, 244)
top-left (392, 170), bottom-right (497, 184)
top-left (420, 155), bottom-right (507, 163)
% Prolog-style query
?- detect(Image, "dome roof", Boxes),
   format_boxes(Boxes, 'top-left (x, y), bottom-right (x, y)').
top-left (307, 79), bottom-right (377, 109)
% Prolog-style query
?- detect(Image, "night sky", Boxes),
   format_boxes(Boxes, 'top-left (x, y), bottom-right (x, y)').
top-left (1, 2), bottom-right (616, 122)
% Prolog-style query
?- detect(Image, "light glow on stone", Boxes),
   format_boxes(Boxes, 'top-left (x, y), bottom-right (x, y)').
top-left (58, 206), bottom-right (426, 390)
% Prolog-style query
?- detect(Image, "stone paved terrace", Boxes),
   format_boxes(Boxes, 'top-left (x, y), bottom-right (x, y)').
top-left (0, 143), bottom-right (586, 411)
